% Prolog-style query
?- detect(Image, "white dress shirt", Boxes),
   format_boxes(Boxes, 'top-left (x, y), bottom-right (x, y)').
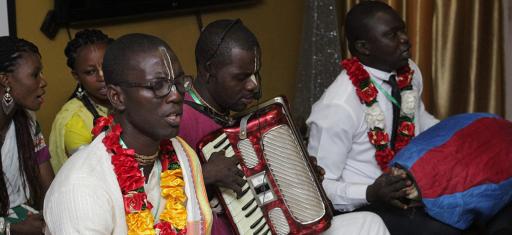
top-left (307, 60), bottom-right (438, 212)
top-left (44, 133), bottom-right (212, 235)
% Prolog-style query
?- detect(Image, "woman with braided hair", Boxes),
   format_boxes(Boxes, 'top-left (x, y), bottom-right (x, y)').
top-left (0, 36), bottom-right (54, 234)
top-left (49, 29), bottom-right (114, 173)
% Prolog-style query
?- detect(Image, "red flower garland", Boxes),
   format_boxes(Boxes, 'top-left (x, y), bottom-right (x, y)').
top-left (341, 58), bottom-right (416, 171)
top-left (93, 115), bottom-right (187, 235)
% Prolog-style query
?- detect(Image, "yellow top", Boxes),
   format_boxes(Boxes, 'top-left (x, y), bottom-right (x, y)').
top-left (49, 98), bottom-right (108, 173)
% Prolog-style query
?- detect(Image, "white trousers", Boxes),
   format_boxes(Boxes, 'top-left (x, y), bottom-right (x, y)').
top-left (322, 212), bottom-right (390, 235)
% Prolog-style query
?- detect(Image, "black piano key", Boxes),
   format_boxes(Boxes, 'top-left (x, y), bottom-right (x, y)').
top-left (222, 142), bottom-right (231, 151)
top-left (253, 220), bottom-right (267, 235)
top-left (250, 216), bottom-right (264, 229)
top-left (242, 198), bottom-right (256, 211)
top-left (245, 204), bottom-right (258, 218)
top-left (241, 185), bottom-right (251, 196)
top-left (262, 228), bottom-right (271, 235)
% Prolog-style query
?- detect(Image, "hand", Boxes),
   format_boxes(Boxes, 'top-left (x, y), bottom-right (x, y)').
top-left (366, 173), bottom-right (411, 209)
top-left (10, 213), bottom-right (45, 235)
top-left (308, 156), bottom-right (325, 183)
top-left (202, 151), bottom-right (246, 197)
top-left (391, 167), bottom-right (420, 200)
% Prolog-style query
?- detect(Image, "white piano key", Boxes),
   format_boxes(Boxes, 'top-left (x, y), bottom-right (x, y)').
top-left (224, 189), bottom-right (255, 219)
top-left (225, 146), bottom-right (235, 157)
top-left (238, 204), bottom-right (265, 234)
top-left (201, 133), bottom-right (228, 160)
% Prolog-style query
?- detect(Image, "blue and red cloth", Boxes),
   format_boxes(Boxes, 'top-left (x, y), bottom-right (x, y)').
top-left (391, 113), bottom-right (512, 229)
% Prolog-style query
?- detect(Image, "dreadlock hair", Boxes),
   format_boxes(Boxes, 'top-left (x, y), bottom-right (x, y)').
top-left (195, 19), bottom-right (260, 73)
top-left (64, 29), bottom-right (114, 120)
top-left (0, 36), bottom-right (43, 216)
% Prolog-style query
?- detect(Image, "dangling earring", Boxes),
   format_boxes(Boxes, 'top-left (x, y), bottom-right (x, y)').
top-left (75, 83), bottom-right (85, 99)
top-left (2, 86), bottom-right (14, 115)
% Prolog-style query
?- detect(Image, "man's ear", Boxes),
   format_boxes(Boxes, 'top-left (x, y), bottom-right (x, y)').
top-left (107, 84), bottom-right (125, 111)
top-left (0, 73), bottom-right (9, 88)
top-left (354, 40), bottom-right (370, 56)
top-left (205, 61), bottom-right (216, 83)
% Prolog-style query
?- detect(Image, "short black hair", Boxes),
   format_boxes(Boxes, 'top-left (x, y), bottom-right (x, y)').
top-left (103, 33), bottom-right (175, 85)
top-left (64, 29), bottom-right (114, 70)
top-left (0, 36), bottom-right (40, 73)
top-left (345, 1), bottom-right (395, 54)
top-left (195, 19), bottom-right (260, 71)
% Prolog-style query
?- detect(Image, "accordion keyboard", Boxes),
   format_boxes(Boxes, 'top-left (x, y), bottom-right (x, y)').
top-left (202, 133), bottom-right (272, 235)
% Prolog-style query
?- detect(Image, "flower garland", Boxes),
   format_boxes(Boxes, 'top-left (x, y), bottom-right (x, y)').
top-left (341, 57), bottom-right (417, 171)
top-left (92, 116), bottom-right (188, 235)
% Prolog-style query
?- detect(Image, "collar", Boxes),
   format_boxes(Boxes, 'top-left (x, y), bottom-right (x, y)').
top-left (362, 64), bottom-right (397, 82)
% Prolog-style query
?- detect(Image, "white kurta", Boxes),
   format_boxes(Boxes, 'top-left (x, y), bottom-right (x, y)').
top-left (44, 133), bottom-right (212, 234)
top-left (323, 212), bottom-right (390, 235)
top-left (307, 60), bottom-right (439, 212)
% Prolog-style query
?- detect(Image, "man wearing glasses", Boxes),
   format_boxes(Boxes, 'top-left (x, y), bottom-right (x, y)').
top-left (44, 33), bottom-right (212, 234)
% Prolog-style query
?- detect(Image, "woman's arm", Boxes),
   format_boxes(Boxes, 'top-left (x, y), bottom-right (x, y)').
top-left (38, 160), bottom-right (54, 194)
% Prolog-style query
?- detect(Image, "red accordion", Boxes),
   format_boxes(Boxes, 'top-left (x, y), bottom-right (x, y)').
top-left (198, 97), bottom-right (332, 235)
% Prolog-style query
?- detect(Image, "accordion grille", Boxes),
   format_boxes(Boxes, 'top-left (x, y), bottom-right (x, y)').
top-left (262, 125), bottom-right (325, 223)
top-left (238, 139), bottom-right (259, 168)
top-left (269, 208), bottom-right (290, 235)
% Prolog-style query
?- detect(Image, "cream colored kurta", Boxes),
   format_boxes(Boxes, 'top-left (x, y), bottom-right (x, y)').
top-left (44, 133), bottom-right (212, 235)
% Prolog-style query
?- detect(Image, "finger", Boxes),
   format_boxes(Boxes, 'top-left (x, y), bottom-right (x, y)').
top-left (408, 201), bottom-right (423, 208)
top-left (235, 176), bottom-right (246, 187)
top-left (388, 180), bottom-right (410, 193)
top-left (317, 166), bottom-right (326, 176)
top-left (211, 150), bottom-right (226, 159)
top-left (389, 189), bottom-right (408, 199)
top-left (389, 199), bottom-right (408, 210)
top-left (309, 156), bottom-right (318, 165)
top-left (315, 166), bottom-right (325, 182)
top-left (318, 174), bottom-right (324, 183)
top-left (404, 185), bottom-right (416, 195)
top-left (228, 183), bottom-right (244, 198)
top-left (228, 156), bottom-right (240, 165)
top-left (234, 168), bottom-right (245, 177)
top-left (384, 174), bottom-right (407, 184)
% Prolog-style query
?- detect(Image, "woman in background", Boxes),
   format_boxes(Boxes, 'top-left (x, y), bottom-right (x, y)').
top-left (49, 29), bottom-right (113, 172)
top-left (0, 36), bottom-right (54, 234)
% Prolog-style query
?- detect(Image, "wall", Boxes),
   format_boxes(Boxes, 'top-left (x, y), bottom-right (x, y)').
top-left (15, 0), bottom-right (304, 137)
top-left (504, 0), bottom-right (512, 120)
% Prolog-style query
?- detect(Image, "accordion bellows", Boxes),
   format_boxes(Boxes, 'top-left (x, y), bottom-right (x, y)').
top-left (391, 113), bottom-right (512, 229)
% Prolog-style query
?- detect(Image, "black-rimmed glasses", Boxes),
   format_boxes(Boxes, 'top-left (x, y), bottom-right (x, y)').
top-left (116, 74), bottom-right (193, 98)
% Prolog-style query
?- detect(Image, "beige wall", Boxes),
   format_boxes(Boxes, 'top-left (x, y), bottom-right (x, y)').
top-left (15, 0), bottom-right (304, 138)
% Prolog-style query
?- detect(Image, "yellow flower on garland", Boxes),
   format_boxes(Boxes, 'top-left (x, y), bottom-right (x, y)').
top-left (162, 170), bottom-right (185, 186)
top-left (160, 203), bottom-right (187, 229)
top-left (126, 210), bottom-right (156, 235)
top-left (160, 169), bottom-right (188, 230)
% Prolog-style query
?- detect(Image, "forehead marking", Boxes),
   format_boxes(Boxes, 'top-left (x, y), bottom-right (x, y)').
top-left (159, 47), bottom-right (174, 80)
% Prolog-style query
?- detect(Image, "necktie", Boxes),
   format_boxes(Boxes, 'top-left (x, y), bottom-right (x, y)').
top-left (385, 75), bottom-right (401, 149)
